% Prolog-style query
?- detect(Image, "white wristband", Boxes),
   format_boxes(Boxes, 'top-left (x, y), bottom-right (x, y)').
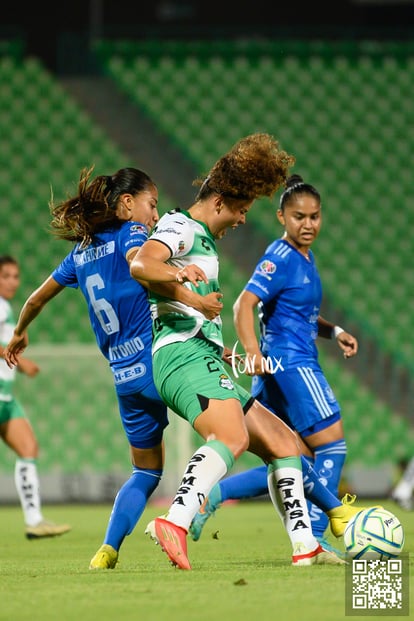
top-left (332, 326), bottom-right (345, 339)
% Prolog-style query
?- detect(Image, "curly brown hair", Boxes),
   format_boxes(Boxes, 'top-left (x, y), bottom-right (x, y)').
top-left (193, 133), bottom-right (295, 203)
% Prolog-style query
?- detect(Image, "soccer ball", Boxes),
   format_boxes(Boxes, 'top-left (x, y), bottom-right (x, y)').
top-left (343, 507), bottom-right (405, 560)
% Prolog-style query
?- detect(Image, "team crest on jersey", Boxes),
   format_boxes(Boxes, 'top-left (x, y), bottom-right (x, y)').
top-left (178, 240), bottom-right (185, 252)
top-left (130, 224), bottom-right (147, 234)
top-left (219, 374), bottom-right (235, 390)
top-left (259, 260), bottom-right (276, 274)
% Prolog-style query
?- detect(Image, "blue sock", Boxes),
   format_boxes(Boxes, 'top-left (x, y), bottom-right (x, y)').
top-left (301, 455), bottom-right (340, 511)
top-left (220, 465), bottom-right (268, 502)
top-left (104, 466), bottom-right (162, 550)
top-left (313, 439), bottom-right (347, 499)
top-left (301, 440), bottom-right (346, 537)
top-left (302, 456), bottom-right (328, 538)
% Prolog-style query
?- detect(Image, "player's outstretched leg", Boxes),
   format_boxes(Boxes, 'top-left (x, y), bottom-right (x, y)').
top-left (146, 442), bottom-right (233, 570)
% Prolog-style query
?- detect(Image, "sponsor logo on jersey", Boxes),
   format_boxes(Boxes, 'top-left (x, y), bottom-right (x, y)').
top-left (113, 363), bottom-right (146, 384)
top-left (154, 227), bottom-right (181, 235)
top-left (130, 224), bottom-right (147, 234)
top-left (259, 259), bottom-right (276, 274)
top-left (248, 279), bottom-right (269, 294)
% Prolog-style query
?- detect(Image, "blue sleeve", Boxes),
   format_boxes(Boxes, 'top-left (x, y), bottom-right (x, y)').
top-left (245, 252), bottom-right (288, 304)
top-left (118, 222), bottom-right (148, 257)
top-left (52, 251), bottom-right (79, 289)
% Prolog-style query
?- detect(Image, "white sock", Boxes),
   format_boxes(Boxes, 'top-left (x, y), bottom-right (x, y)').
top-left (267, 457), bottom-right (317, 551)
top-left (393, 479), bottom-right (413, 500)
top-left (15, 458), bottom-right (43, 526)
top-left (166, 444), bottom-right (229, 531)
top-left (401, 457), bottom-right (414, 487)
top-left (393, 457), bottom-right (414, 499)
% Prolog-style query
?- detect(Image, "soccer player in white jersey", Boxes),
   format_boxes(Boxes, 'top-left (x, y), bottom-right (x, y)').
top-left (0, 254), bottom-right (71, 539)
top-left (131, 134), bottom-right (365, 570)
top-left (189, 174), bottom-right (358, 557)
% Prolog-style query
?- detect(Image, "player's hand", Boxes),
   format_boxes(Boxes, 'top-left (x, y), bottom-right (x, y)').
top-left (175, 264), bottom-right (208, 287)
top-left (222, 346), bottom-right (243, 367)
top-left (198, 292), bottom-right (223, 320)
top-left (336, 331), bottom-right (358, 358)
top-left (3, 333), bottom-right (28, 368)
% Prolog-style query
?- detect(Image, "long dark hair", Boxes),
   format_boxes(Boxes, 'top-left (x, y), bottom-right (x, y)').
top-left (50, 166), bottom-right (156, 248)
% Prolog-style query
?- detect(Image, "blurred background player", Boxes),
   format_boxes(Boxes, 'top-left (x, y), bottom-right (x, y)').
top-left (0, 254), bottom-right (71, 539)
top-left (391, 456), bottom-right (414, 510)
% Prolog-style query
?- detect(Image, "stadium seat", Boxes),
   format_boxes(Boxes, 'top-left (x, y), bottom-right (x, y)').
top-left (3, 40), bottom-right (413, 481)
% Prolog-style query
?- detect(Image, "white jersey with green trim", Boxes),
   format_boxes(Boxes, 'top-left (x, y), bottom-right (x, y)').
top-left (148, 209), bottom-right (223, 354)
top-left (0, 296), bottom-right (16, 401)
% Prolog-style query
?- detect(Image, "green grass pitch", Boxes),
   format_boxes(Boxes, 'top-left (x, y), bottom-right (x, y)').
top-left (0, 499), bottom-right (412, 621)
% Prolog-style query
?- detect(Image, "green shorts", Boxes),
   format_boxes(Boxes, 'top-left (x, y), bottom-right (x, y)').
top-left (0, 398), bottom-right (25, 424)
top-left (153, 338), bottom-right (252, 427)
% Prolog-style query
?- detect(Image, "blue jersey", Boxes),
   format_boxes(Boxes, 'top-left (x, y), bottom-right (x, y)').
top-left (52, 221), bottom-right (155, 396)
top-left (247, 238), bottom-right (340, 435)
top-left (245, 238), bottom-right (322, 366)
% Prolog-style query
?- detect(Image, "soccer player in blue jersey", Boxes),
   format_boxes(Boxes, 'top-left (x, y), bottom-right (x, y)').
top-left (190, 174), bottom-right (359, 556)
top-left (4, 166), bottom-right (222, 569)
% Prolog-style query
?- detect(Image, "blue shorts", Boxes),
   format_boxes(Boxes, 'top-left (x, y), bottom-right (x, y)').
top-left (116, 380), bottom-right (168, 449)
top-left (251, 364), bottom-right (341, 437)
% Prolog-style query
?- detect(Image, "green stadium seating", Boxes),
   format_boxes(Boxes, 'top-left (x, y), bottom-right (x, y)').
top-left (94, 39), bottom-right (414, 368)
top-left (93, 38), bottom-right (414, 470)
top-left (0, 55), bottom-right (160, 343)
top-left (1, 41), bottom-right (413, 490)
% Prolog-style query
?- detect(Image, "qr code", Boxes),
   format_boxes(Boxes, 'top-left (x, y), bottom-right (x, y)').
top-left (346, 557), bottom-right (409, 616)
